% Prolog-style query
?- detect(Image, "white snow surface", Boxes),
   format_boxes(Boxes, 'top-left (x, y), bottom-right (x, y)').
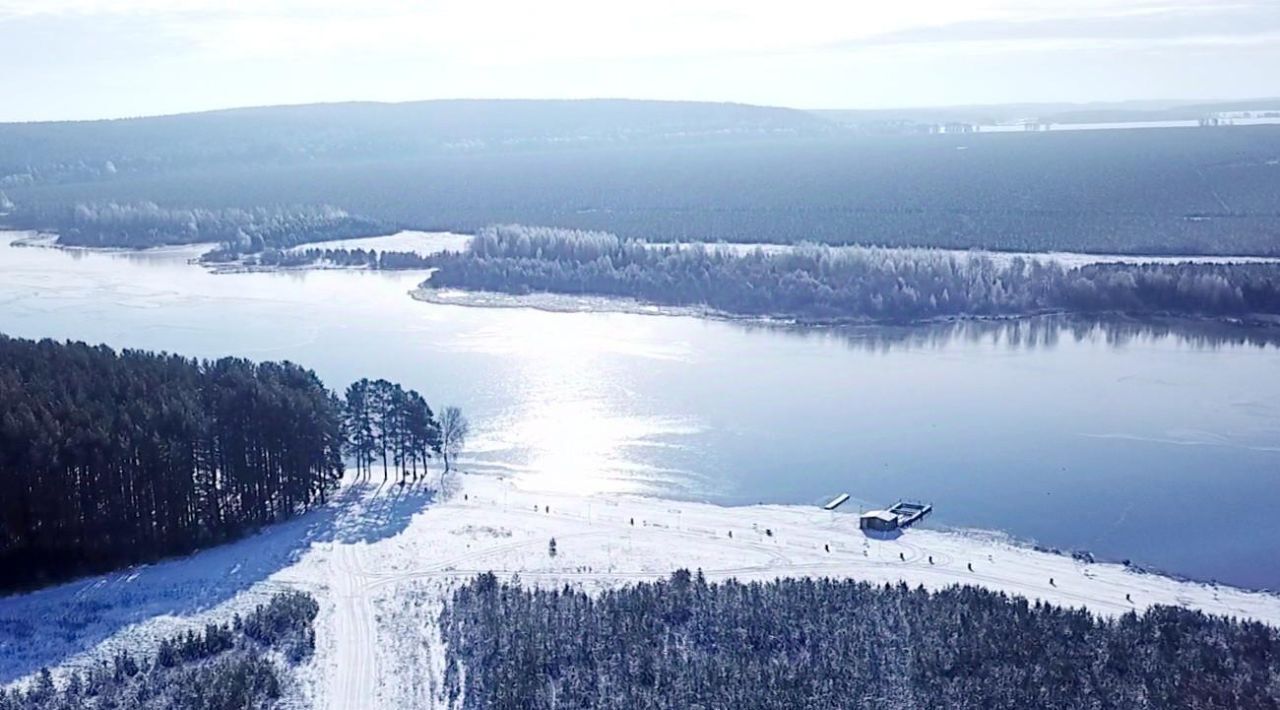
top-left (4, 472), bottom-right (1280, 708)
top-left (290, 231), bottom-right (470, 257)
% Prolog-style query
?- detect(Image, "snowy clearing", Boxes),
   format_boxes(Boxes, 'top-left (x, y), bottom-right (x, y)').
top-left (289, 231), bottom-right (471, 257)
top-left (4, 472), bottom-right (1279, 708)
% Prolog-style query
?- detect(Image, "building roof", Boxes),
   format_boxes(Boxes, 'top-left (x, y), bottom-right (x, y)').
top-left (861, 510), bottom-right (897, 522)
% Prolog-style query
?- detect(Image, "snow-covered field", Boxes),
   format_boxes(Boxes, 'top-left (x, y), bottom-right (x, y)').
top-left (4, 472), bottom-right (1279, 708)
top-left (290, 231), bottom-right (471, 257)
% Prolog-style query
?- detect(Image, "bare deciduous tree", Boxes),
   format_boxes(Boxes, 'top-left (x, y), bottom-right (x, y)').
top-left (439, 405), bottom-right (470, 478)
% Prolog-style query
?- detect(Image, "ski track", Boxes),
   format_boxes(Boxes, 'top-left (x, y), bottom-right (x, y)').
top-left (4, 471), bottom-right (1280, 708)
top-left (329, 543), bottom-right (378, 710)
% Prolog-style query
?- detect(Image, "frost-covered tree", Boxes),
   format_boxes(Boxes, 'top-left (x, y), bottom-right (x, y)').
top-left (438, 405), bottom-right (469, 476)
top-left (441, 572), bottom-right (1280, 709)
top-left (423, 225), bottom-right (1280, 323)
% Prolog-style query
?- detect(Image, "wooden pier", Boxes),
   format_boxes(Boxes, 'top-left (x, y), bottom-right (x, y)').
top-left (887, 501), bottom-right (932, 528)
top-left (823, 493), bottom-right (850, 511)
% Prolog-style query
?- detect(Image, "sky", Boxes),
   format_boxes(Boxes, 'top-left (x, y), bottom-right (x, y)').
top-left (1, 0), bottom-right (1278, 122)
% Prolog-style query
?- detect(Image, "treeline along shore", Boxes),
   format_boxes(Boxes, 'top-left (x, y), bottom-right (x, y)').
top-left (420, 225), bottom-right (1280, 325)
top-left (4, 202), bottom-right (389, 254)
top-left (0, 334), bottom-right (449, 592)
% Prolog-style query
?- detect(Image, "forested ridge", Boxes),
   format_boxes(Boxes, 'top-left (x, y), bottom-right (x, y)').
top-left (442, 571), bottom-right (1280, 709)
top-left (0, 335), bottom-right (447, 592)
top-left (0, 591), bottom-right (318, 710)
top-left (5, 105), bottom-right (1280, 255)
top-left (423, 225), bottom-right (1280, 323)
top-left (0, 100), bottom-right (824, 186)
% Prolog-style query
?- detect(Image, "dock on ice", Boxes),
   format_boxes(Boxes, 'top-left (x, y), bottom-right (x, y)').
top-left (888, 501), bottom-right (932, 527)
top-left (823, 493), bottom-right (850, 511)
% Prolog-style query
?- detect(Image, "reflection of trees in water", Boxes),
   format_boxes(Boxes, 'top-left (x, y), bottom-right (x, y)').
top-left (742, 315), bottom-right (1280, 353)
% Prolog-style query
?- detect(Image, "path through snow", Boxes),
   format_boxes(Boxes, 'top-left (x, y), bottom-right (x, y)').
top-left (329, 543), bottom-right (377, 709)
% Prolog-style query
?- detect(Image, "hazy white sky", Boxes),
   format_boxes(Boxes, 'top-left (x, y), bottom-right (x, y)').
top-left (2, 0), bottom-right (1277, 121)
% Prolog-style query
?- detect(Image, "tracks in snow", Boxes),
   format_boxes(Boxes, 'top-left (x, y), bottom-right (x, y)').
top-left (329, 543), bottom-right (378, 710)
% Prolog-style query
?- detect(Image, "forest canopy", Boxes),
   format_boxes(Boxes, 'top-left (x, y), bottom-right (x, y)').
top-left (442, 571), bottom-right (1280, 710)
top-left (4, 103), bottom-right (1280, 255)
top-left (422, 225), bottom-right (1280, 323)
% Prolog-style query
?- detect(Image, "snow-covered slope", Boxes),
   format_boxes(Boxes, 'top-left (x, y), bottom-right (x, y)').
top-left (4, 473), bottom-right (1278, 708)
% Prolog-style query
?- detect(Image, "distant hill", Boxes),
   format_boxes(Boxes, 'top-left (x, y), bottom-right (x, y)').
top-left (0, 99), bottom-right (834, 186)
top-left (816, 97), bottom-right (1280, 130)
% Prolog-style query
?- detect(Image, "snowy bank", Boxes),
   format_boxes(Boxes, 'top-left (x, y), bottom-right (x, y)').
top-left (4, 472), bottom-right (1279, 709)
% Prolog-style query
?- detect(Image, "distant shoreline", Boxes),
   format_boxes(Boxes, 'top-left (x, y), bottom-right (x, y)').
top-left (9, 227), bottom-right (1280, 266)
top-left (7, 229), bottom-right (1280, 330)
top-left (6, 230), bottom-right (215, 259)
top-left (411, 285), bottom-right (1280, 332)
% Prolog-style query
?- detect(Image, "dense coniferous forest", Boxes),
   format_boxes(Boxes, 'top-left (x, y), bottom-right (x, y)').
top-left (0, 335), bottom-right (344, 589)
top-left (441, 571), bottom-right (1280, 709)
top-left (0, 591), bottom-right (318, 710)
top-left (3, 100), bottom-right (1280, 255)
top-left (6, 201), bottom-right (387, 252)
top-left (423, 225), bottom-right (1280, 323)
top-left (0, 335), bottom-right (443, 591)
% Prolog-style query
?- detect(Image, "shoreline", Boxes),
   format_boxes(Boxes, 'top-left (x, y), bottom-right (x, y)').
top-left (5, 470), bottom-right (1280, 706)
top-left (7, 231), bottom-right (214, 258)
top-left (410, 285), bottom-right (1280, 333)
top-left (411, 285), bottom-right (737, 322)
top-left (359, 470), bottom-right (1280, 612)
top-left (20, 222), bottom-right (1280, 262)
top-left (456, 472), bottom-right (1280, 599)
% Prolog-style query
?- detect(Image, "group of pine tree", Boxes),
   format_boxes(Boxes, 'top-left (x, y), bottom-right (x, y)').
top-left (0, 334), bottom-right (448, 592)
top-left (341, 378), bottom-right (441, 482)
top-left (443, 571), bottom-right (1280, 709)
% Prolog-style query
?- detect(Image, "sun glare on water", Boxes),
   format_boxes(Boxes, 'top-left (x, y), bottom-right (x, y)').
top-left (458, 311), bottom-right (701, 495)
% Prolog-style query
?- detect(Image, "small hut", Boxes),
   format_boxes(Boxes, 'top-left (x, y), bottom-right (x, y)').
top-left (859, 510), bottom-right (898, 532)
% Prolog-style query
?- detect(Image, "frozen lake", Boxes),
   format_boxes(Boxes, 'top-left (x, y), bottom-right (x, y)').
top-left (3, 232), bottom-right (1280, 589)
